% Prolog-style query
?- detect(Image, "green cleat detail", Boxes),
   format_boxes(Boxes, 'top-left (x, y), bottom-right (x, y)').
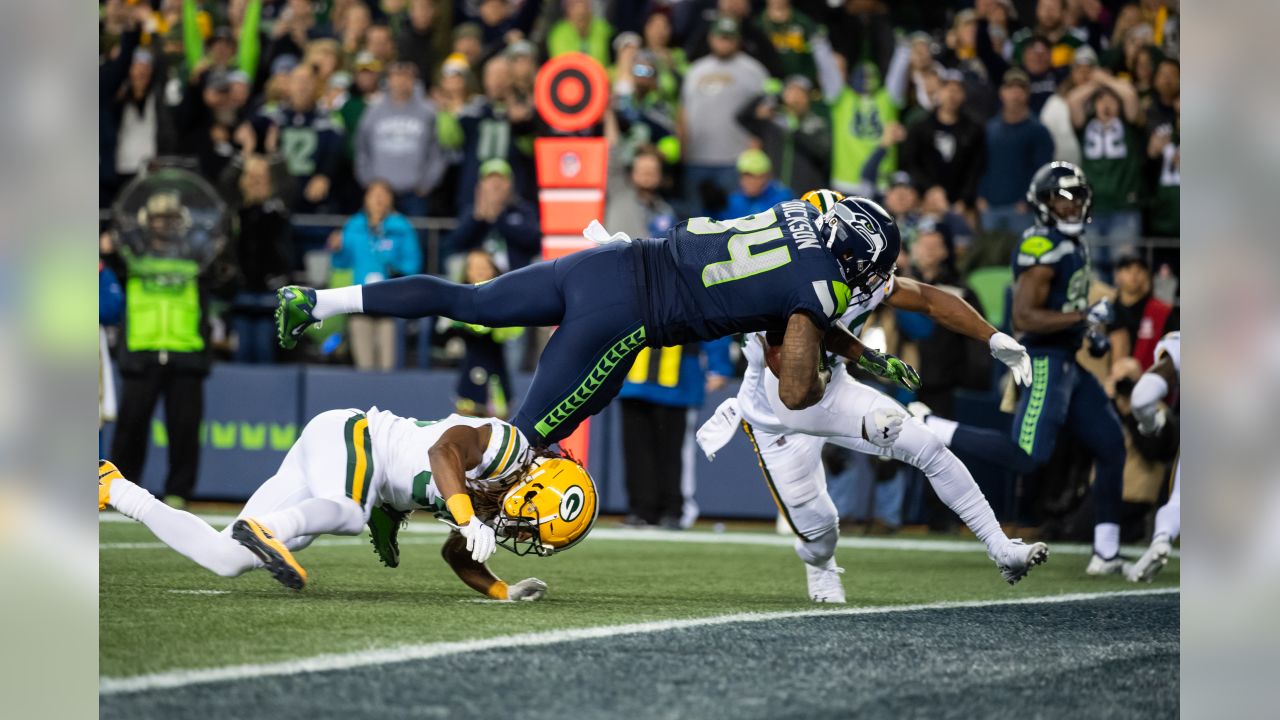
top-left (275, 286), bottom-right (319, 349)
top-left (368, 504), bottom-right (410, 568)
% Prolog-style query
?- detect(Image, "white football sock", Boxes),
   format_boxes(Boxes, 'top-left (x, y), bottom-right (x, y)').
top-left (904, 421), bottom-right (1009, 554)
top-left (313, 286), bottom-right (364, 320)
top-left (923, 415), bottom-right (958, 446)
top-left (1094, 522), bottom-right (1121, 559)
top-left (254, 497), bottom-right (366, 543)
top-left (1152, 460), bottom-right (1181, 542)
top-left (109, 478), bottom-right (260, 577)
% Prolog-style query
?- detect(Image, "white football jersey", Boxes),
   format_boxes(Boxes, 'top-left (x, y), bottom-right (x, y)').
top-left (365, 408), bottom-right (532, 512)
top-left (1154, 331), bottom-right (1180, 375)
top-left (737, 276), bottom-right (895, 432)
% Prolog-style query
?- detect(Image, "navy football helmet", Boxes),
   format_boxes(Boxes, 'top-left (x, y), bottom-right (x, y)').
top-left (1027, 161), bottom-right (1093, 237)
top-left (819, 196), bottom-right (901, 304)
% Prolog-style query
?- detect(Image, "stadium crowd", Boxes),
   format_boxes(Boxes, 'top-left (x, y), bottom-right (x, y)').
top-left (99, 0), bottom-right (1180, 537)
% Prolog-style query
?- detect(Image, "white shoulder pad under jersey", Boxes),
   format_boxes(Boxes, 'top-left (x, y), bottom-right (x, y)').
top-left (365, 409), bottom-right (532, 511)
top-left (1154, 331), bottom-right (1180, 375)
top-left (840, 275), bottom-right (895, 335)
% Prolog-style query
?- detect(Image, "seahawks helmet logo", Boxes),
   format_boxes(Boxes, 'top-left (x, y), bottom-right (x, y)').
top-left (559, 485), bottom-right (586, 521)
top-left (831, 202), bottom-right (887, 263)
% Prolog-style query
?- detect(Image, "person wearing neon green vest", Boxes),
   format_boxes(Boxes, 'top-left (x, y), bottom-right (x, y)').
top-left (829, 61), bottom-right (900, 196)
top-left (547, 0), bottom-right (614, 67)
top-left (106, 191), bottom-right (215, 510)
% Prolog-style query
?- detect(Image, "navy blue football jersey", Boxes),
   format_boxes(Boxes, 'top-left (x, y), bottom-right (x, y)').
top-left (633, 200), bottom-right (851, 346)
top-left (1011, 225), bottom-right (1091, 348)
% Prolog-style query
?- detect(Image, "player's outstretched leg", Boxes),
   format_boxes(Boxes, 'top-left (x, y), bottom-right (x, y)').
top-left (99, 460), bottom-right (263, 578)
top-left (229, 518), bottom-right (308, 591)
top-left (276, 251), bottom-right (580, 349)
top-left (884, 420), bottom-right (1048, 585)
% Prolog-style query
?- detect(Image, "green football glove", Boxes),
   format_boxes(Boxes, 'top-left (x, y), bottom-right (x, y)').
top-left (857, 349), bottom-right (922, 392)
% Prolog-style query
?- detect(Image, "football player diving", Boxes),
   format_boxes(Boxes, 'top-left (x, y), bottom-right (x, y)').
top-left (275, 196), bottom-right (926, 450)
top-left (1124, 331), bottom-right (1180, 582)
top-left (99, 409), bottom-right (598, 598)
top-left (697, 190), bottom-right (1046, 603)
top-left (919, 162), bottom-right (1129, 574)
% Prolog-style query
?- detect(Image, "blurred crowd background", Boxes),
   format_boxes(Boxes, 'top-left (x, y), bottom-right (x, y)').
top-left (98, 0), bottom-right (1180, 537)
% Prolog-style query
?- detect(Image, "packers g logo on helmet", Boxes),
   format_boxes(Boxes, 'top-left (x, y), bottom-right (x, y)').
top-left (801, 188), bottom-right (845, 216)
top-left (493, 457), bottom-right (598, 557)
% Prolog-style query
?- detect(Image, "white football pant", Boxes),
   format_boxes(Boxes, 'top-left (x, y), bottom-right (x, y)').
top-left (747, 371), bottom-right (1010, 568)
top-left (107, 409), bottom-right (372, 577)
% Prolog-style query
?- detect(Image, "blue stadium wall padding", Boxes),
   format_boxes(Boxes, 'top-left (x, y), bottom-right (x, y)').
top-left (101, 365), bottom-right (782, 519)
top-left (102, 364), bottom-right (302, 500)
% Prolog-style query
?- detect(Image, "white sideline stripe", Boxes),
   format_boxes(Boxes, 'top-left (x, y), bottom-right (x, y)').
top-left (99, 513), bottom-right (1177, 558)
top-left (100, 587), bottom-right (1178, 695)
top-left (168, 590), bottom-right (230, 596)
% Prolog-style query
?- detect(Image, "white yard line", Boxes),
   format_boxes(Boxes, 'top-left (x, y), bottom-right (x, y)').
top-left (99, 512), bottom-right (1175, 558)
top-left (100, 587), bottom-right (1178, 696)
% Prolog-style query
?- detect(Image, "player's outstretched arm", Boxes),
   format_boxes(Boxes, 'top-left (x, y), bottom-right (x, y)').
top-left (886, 275), bottom-right (1033, 385)
top-left (441, 534), bottom-right (548, 601)
top-left (1131, 354), bottom-right (1179, 435)
top-left (777, 313), bottom-right (828, 410)
top-left (885, 276), bottom-right (996, 343)
top-left (429, 426), bottom-right (498, 563)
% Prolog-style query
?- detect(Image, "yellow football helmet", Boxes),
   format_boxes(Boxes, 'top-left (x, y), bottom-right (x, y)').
top-left (494, 457), bottom-right (598, 557)
top-left (801, 188), bottom-right (845, 215)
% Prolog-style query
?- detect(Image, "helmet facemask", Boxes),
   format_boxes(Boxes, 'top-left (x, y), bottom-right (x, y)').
top-left (493, 490), bottom-right (552, 557)
top-left (1045, 185), bottom-right (1092, 236)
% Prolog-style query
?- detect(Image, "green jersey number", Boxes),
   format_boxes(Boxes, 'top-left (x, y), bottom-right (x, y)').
top-left (1062, 268), bottom-right (1090, 312)
top-left (693, 210), bottom-right (790, 287)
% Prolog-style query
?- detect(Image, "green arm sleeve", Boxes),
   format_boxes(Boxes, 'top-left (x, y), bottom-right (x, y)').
top-left (237, 0), bottom-right (263, 78)
top-left (182, 0), bottom-right (203, 78)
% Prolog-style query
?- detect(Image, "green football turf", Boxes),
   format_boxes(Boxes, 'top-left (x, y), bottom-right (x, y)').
top-left (99, 515), bottom-right (1180, 679)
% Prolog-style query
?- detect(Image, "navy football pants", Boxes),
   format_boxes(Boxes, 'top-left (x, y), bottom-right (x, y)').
top-left (949, 349), bottom-right (1125, 525)
top-left (362, 244), bottom-right (647, 446)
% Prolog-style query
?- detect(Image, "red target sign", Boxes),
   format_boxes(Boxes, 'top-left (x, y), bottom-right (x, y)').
top-left (534, 53), bottom-right (609, 132)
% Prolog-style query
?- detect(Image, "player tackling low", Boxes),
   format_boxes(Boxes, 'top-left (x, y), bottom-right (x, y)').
top-left (99, 409), bottom-right (598, 597)
top-left (698, 190), bottom-right (1047, 602)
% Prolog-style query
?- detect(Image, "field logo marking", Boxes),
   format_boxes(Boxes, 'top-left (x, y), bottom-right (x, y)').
top-left (100, 587), bottom-right (1178, 696)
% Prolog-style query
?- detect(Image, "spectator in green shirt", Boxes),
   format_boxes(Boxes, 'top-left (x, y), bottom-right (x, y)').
top-left (547, 0), bottom-right (613, 67)
top-left (642, 8), bottom-right (687, 110)
top-left (1067, 70), bottom-right (1144, 274)
top-left (758, 0), bottom-right (821, 86)
top-left (829, 60), bottom-right (899, 196)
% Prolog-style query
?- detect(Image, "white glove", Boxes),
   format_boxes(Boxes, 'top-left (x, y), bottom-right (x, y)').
top-left (459, 516), bottom-right (497, 563)
top-left (1085, 297), bottom-right (1114, 327)
top-left (507, 577), bottom-right (548, 602)
top-left (1135, 406), bottom-right (1167, 436)
top-left (863, 408), bottom-right (905, 448)
top-left (989, 332), bottom-right (1033, 386)
top-left (583, 219), bottom-right (632, 245)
